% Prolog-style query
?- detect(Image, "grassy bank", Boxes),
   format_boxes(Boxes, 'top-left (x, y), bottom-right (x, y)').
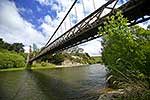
top-left (0, 66), bottom-right (56, 72)
top-left (0, 63), bottom-right (56, 72)
top-left (0, 67), bottom-right (26, 72)
top-left (0, 62), bottom-right (90, 72)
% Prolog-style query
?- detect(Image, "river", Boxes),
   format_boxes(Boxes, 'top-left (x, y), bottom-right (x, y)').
top-left (0, 64), bottom-right (107, 100)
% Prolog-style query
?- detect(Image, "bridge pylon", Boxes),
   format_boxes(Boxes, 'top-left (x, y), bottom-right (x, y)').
top-left (26, 45), bottom-right (32, 69)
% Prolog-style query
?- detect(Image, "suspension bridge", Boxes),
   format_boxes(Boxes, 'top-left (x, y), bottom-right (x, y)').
top-left (28, 0), bottom-right (150, 64)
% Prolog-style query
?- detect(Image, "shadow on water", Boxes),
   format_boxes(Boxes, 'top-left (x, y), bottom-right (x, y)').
top-left (26, 70), bottom-right (99, 100)
top-left (0, 80), bottom-right (8, 99)
top-left (0, 71), bottom-right (29, 100)
top-left (0, 80), bottom-right (8, 100)
top-left (28, 70), bottom-right (72, 100)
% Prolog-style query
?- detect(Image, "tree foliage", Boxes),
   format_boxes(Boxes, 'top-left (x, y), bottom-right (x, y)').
top-left (0, 49), bottom-right (26, 69)
top-left (0, 39), bottom-right (26, 69)
top-left (98, 11), bottom-right (150, 82)
top-left (64, 46), bottom-right (84, 53)
top-left (0, 38), bottom-right (24, 53)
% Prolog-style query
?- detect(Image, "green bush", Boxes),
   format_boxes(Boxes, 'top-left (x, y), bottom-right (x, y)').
top-left (0, 50), bottom-right (26, 69)
top-left (32, 62), bottom-right (56, 68)
top-left (51, 53), bottom-right (65, 65)
top-left (41, 62), bottom-right (48, 67)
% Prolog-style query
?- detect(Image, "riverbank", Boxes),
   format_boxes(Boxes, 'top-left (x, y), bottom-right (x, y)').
top-left (0, 63), bottom-right (88, 72)
top-left (56, 63), bottom-right (88, 68)
top-left (96, 73), bottom-right (150, 100)
top-left (97, 84), bottom-right (150, 100)
top-left (0, 67), bottom-right (26, 72)
top-left (0, 67), bottom-right (56, 72)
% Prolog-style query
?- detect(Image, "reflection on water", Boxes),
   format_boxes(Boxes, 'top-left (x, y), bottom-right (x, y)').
top-left (0, 64), bottom-right (107, 100)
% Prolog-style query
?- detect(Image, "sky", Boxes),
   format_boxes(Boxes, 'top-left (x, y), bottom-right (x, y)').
top-left (0, 0), bottom-right (149, 56)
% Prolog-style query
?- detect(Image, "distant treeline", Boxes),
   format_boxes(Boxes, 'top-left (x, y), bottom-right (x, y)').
top-left (0, 38), bottom-right (24, 53)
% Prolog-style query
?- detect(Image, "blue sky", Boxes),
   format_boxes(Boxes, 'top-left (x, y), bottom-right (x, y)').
top-left (0, 0), bottom-right (149, 56)
top-left (15, 0), bottom-right (57, 31)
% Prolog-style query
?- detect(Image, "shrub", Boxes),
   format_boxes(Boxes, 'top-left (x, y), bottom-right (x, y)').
top-left (0, 50), bottom-right (26, 69)
top-left (41, 62), bottom-right (48, 67)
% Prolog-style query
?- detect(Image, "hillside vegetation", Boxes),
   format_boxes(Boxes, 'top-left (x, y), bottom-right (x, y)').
top-left (0, 39), bottom-right (26, 69)
top-left (36, 52), bottom-right (102, 65)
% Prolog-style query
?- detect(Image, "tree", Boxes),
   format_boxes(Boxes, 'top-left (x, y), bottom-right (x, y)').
top-left (33, 43), bottom-right (38, 51)
top-left (0, 38), bottom-right (11, 50)
top-left (98, 11), bottom-right (150, 79)
top-left (52, 53), bottom-right (65, 65)
top-left (64, 46), bottom-right (84, 53)
top-left (0, 50), bottom-right (26, 69)
top-left (11, 43), bottom-right (24, 53)
top-left (0, 38), bottom-right (25, 53)
top-left (0, 38), bottom-right (4, 48)
top-left (147, 24), bottom-right (150, 30)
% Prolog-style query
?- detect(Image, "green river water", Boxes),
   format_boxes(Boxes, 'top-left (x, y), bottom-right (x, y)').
top-left (0, 64), bottom-right (107, 100)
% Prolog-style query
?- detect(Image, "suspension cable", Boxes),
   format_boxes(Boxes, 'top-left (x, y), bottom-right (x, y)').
top-left (69, 14), bottom-right (72, 27)
top-left (64, 22), bottom-right (67, 31)
top-left (75, 6), bottom-right (78, 22)
top-left (44, 0), bottom-right (78, 47)
top-left (61, 26), bottom-right (63, 33)
top-left (81, 0), bottom-right (86, 17)
top-left (92, 0), bottom-right (96, 10)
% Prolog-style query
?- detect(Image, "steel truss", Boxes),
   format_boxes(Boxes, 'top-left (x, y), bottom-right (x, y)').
top-left (29, 0), bottom-right (150, 63)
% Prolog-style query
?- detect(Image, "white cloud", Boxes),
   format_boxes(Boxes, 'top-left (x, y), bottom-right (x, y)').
top-left (138, 20), bottom-right (150, 29)
top-left (37, 0), bottom-right (109, 33)
top-left (28, 9), bottom-right (33, 14)
top-left (44, 15), bottom-right (52, 24)
top-left (0, 0), bottom-right (45, 52)
top-left (40, 23), bottom-right (53, 36)
top-left (36, 0), bottom-right (51, 6)
top-left (18, 7), bottom-right (33, 15)
top-left (51, 3), bottom-right (60, 11)
top-left (79, 38), bottom-right (103, 56)
top-left (18, 7), bottom-right (26, 12)
top-left (40, 15), bottom-right (58, 34)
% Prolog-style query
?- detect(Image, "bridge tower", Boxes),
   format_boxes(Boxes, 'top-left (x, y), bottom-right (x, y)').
top-left (26, 45), bottom-right (32, 68)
